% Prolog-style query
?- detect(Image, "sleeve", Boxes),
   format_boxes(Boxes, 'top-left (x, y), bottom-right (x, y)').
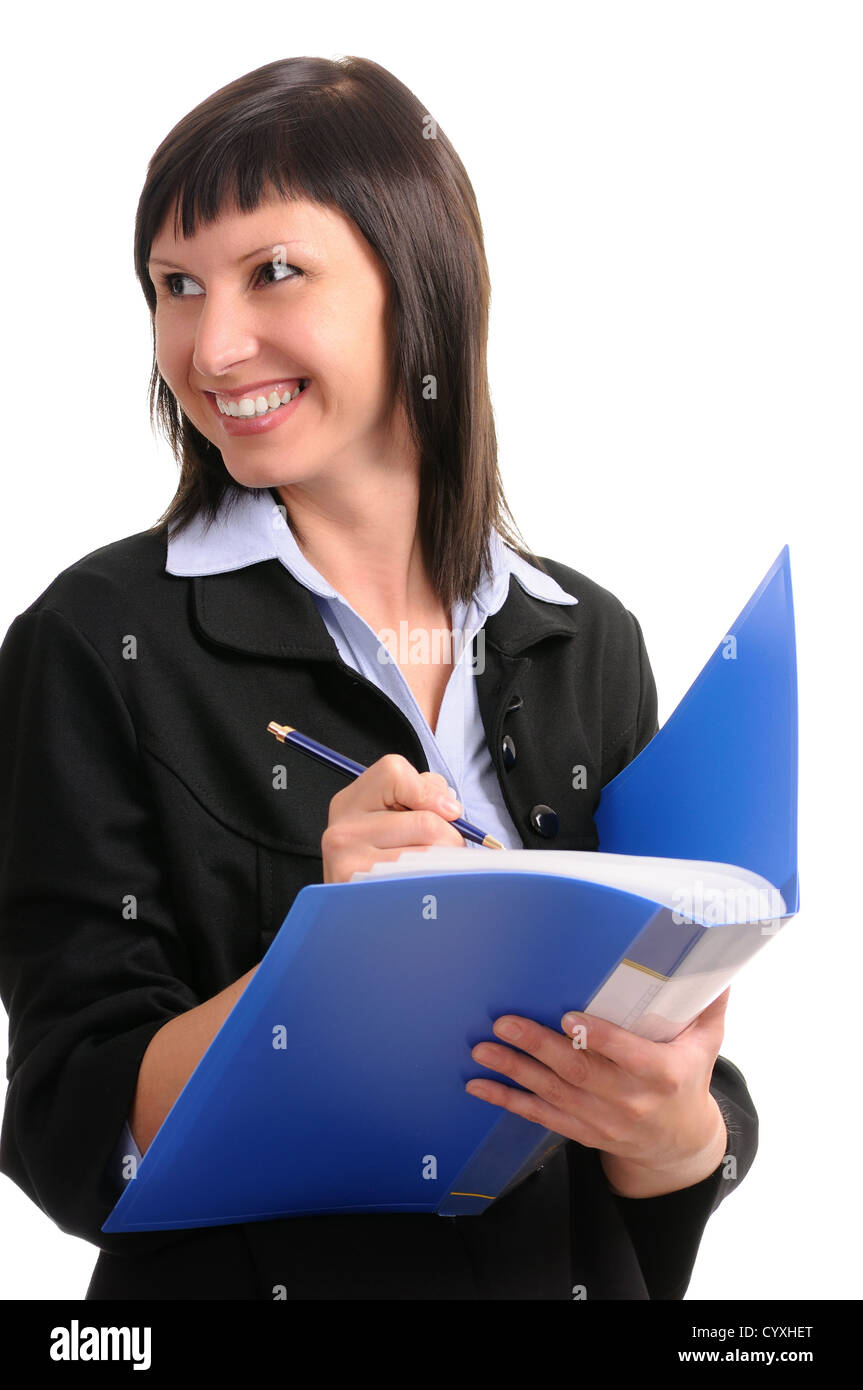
top-left (0, 603), bottom-right (203, 1255)
top-left (609, 1054), bottom-right (758, 1300)
top-left (600, 609), bottom-right (660, 787)
top-left (594, 607), bottom-right (760, 1298)
top-left (630, 609), bottom-right (660, 756)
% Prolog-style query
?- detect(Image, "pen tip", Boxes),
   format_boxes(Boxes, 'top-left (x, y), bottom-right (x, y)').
top-left (483, 835), bottom-right (504, 849)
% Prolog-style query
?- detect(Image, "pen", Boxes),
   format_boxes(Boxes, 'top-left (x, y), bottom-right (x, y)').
top-left (266, 721), bottom-right (504, 849)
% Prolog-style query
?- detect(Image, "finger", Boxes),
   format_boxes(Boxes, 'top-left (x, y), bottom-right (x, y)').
top-left (470, 1034), bottom-right (612, 1124)
top-left (327, 807), bottom-right (467, 856)
top-left (395, 770), bottom-right (463, 821)
top-left (559, 1009), bottom-right (670, 1085)
top-left (398, 772), bottom-right (463, 820)
top-left (559, 988), bottom-right (731, 1085)
top-left (479, 1015), bottom-right (619, 1097)
top-left (381, 765), bottom-right (465, 840)
top-left (464, 1074), bottom-right (597, 1146)
top-left (373, 807), bottom-right (467, 848)
top-left (348, 755), bottom-right (462, 820)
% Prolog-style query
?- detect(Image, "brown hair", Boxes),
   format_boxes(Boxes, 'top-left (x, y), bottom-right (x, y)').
top-left (134, 55), bottom-right (549, 610)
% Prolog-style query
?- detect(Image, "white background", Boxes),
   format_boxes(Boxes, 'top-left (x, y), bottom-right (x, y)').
top-left (0, 0), bottom-right (860, 1301)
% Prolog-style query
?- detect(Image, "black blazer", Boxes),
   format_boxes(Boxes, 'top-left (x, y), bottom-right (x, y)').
top-left (0, 526), bottom-right (758, 1300)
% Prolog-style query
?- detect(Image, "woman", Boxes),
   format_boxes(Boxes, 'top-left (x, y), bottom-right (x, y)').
top-left (0, 55), bottom-right (756, 1301)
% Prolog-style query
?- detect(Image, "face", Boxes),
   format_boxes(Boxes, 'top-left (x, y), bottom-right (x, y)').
top-left (148, 188), bottom-right (407, 492)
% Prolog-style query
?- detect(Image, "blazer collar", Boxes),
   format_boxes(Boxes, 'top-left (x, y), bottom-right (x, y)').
top-left (167, 486), bottom-right (580, 661)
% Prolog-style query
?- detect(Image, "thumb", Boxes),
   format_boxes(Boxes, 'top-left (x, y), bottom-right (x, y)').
top-left (679, 986), bottom-right (731, 1051)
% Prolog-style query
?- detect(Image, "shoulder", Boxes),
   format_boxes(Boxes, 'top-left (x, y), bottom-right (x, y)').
top-left (5, 528), bottom-right (171, 638)
top-left (532, 554), bottom-right (659, 768)
top-left (527, 552), bottom-right (648, 654)
top-left (500, 550), bottom-right (658, 776)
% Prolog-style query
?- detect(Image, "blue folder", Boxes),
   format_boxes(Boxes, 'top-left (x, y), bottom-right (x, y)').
top-left (102, 547), bottom-right (798, 1232)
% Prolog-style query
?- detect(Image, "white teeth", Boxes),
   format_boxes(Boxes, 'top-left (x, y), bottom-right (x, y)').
top-left (216, 381), bottom-right (307, 416)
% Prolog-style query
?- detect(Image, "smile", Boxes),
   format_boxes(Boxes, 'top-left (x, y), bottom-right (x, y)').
top-left (204, 379), bottom-right (312, 437)
top-left (214, 379), bottom-right (310, 416)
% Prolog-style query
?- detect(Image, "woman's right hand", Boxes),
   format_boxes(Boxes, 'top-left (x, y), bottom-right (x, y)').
top-left (321, 754), bottom-right (468, 884)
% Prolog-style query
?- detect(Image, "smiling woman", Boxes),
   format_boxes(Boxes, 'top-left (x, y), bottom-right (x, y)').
top-left (0, 54), bottom-right (759, 1303)
top-left (133, 55), bottom-right (540, 616)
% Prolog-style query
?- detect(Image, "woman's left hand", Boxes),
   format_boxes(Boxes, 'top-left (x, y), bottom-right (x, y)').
top-left (465, 988), bottom-right (731, 1199)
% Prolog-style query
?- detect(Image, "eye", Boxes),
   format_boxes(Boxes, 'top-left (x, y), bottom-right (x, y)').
top-left (258, 260), bottom-right (302, 287)
top-left (159, 272), bottom-right (204, 298)
top-left (156, 261), bottom-right (303, 298)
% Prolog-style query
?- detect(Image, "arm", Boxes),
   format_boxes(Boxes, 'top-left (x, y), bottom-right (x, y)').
top-left (598, 610), bottom-right (759, 1295)
top-left (608, 1053), bottom-right (758, 1299)
top-left (467, 605), bottom-right (759, 1298)
top-left (0, 604), bottom-right (233, 1251)
top-left (129, 964), bottom-right (257, 1153)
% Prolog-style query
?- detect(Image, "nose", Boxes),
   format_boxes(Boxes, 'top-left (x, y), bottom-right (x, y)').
top-left (191, 286), bottom-right (260, 379)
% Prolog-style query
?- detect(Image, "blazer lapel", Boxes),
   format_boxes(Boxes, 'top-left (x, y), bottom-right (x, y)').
top-left (191, 561), bottom-right (578, 664)
top-left (191, 560), bottom-right (341, 661)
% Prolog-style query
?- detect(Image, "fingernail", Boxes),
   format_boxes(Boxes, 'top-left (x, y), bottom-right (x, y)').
top-left (494, 1018), bottom-right (521, 1040)
top-left (440, 796), bottom-right (461, 816)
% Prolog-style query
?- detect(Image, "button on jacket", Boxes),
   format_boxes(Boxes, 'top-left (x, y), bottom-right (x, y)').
top-left (0, 487), bottom-right (758, 1300)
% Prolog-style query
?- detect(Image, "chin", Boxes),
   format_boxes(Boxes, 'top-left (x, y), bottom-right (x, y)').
top-left (220, 458), bottom-right (308, 490)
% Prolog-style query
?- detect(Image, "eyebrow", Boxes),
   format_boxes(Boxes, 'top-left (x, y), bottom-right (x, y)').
top-left (148, 241), bottom-right (318, 269)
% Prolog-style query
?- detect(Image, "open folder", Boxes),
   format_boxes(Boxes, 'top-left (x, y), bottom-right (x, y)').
top-left (102, 547), bottom-right (798, 1233)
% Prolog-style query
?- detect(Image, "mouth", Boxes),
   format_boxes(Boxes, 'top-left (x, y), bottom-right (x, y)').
top-left (204, 378), bottom-right (312, 437)
top-left (207, 378), bottom-right (311, 418)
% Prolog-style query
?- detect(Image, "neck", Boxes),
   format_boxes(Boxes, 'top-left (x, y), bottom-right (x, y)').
top-left (272, 475), bottom-right (442, 622)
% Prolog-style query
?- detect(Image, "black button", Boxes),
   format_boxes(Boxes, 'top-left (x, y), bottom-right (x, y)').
top-left (501, 734), bottom-right (516, 770)
top-left (507, 692), bottom-right (524, 713)
top-left (529, 804), bottom-right (559, 838)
